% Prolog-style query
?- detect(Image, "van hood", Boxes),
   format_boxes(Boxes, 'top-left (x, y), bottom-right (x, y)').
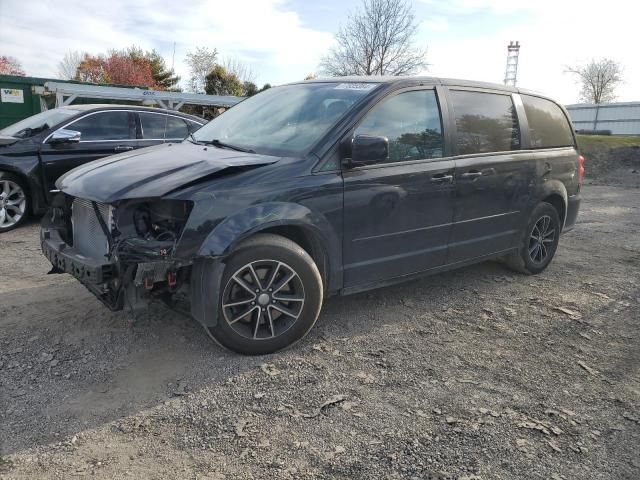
top-left (57, 141), bottom-right (280, 203)
top-left (0, 135), bottom-right (19, 146)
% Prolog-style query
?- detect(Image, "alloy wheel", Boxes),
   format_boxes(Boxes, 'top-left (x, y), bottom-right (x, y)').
top-left (0, 180), bottom-right (27, 230)
top-left (221, 260), bottom-right (306, 340)
top-left (528, 214), bottom-right (555, 264)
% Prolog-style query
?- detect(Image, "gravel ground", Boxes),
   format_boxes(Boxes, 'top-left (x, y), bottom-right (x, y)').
top-left (1, 185), bottom-right (639, 480)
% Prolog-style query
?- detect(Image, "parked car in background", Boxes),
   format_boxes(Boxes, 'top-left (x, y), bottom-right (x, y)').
top-left (41, 77), bottom-right (582, 355)
top-left (0, 105), bottom-right (204, 232)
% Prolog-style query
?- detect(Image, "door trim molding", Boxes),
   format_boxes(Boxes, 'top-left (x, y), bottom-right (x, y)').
top-left (344, 243), bottom-right (448, 270)
top-left (352, 210), bottom-right (519, 243)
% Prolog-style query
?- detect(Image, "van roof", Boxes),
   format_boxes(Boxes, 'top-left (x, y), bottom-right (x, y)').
top-left (297, 75), bottom-right (547, 99)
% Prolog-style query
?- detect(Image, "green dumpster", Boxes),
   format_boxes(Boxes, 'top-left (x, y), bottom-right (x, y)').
top-left (0, 75), bottom-right (55, 129)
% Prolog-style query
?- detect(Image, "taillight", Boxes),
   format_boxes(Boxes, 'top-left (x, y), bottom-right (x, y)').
top-left (577, 155), bottom-right (585, 184)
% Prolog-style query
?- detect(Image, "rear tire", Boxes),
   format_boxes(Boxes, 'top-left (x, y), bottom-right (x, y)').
top-left (208, 233), bottom-right (323, 355)
top-left (504, 202), bottom-right (561, 275)
top-left (0, 172), bottom-right (29, 233)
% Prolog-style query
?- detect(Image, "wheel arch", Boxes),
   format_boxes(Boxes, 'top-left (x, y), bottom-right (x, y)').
top-left (0, 167), bottom-right (31, 195)
top-left (536, 180), bottom-right (568, 230)
top-left (196, 202), bottom-right (341, 293)
top-left (252, 224), bottom-right (330, 293)
top-left (0, 164), bottom-right (46, 215)
top-left (542, 193), bottom-right (566, 229)
top-left (0, 168), bottom-right (33, 217)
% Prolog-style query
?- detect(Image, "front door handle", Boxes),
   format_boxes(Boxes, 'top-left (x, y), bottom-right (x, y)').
top-left (430, 174), bottom-right (453, 184)
top-left (114, 145), bottom-right (134, 152)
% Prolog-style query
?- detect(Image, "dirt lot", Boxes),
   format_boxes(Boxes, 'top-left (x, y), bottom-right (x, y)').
top-left (577, 135), bottom-right (640, 188)
top-left (1, 185), bottom-right (639, 480)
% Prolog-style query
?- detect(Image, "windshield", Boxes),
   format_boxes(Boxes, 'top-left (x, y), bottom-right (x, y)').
top-left (193, 82), bottom-right (380, 156)
top-left (0, 108), bottom-right (79, 138)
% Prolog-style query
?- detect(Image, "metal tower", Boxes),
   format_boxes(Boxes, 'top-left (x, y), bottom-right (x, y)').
top-left (504, 41), bottom-right (520, 86)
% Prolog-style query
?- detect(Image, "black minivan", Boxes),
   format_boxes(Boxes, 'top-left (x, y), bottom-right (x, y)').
top-left (41, 77), bottom-right (582, 355)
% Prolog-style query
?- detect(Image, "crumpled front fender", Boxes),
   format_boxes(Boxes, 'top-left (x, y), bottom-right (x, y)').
top-left (195, 201), bottom-right (336, 257)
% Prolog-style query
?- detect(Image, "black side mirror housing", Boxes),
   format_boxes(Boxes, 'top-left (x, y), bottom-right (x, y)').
top-left (346, 134), bottom-right (389, 167)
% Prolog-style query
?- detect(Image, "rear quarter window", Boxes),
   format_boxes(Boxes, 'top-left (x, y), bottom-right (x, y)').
top-left (521, 95), bottom-right (574, 148)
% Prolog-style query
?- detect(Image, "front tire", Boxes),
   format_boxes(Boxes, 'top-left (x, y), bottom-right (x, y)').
top-left (504, 202), bottom-right (561, 275)
top-left (0, 172), bottom-right (29, 233)
top-left (208, 234), bottom-right (323, 355)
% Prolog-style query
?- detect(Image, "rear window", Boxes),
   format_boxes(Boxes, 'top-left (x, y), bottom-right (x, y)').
top-left (139, 112), bottom-right (167, 139)
top-left (522, 95), bottom-right (574, 148)
top-left (450, 90), bottom-right (520, 155)
top-left (165, 116), bottom-right (189, 139)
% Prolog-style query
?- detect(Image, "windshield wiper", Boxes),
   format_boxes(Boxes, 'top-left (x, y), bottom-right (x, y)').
top-left (206, 139), bottom-right (255, 154)
top-left (187, 132), bottom-right (202, 145)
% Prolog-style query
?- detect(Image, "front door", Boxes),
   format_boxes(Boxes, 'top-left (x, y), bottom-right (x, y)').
top-left (445, 88), bottom-right (534, 263)
top-left (342, 88), bottom-right (455, 288)
top-left (39, 110), bottom-right (137, 196)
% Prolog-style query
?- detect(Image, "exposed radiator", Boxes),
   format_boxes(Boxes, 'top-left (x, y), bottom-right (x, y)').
top-left (71, 198), bottom-right (113, 260)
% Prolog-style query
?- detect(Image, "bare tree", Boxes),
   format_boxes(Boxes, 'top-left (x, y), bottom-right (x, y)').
top-left (185, 47), bottom-right (218, 93)
top-left (566, 58), bottom-right (623, 104)
top-left (319, 0), bottom-right (427, 76)
top-left (222, 57), bottom-right (256, 84)
top-left (57, 50), bottom-right (84, 80)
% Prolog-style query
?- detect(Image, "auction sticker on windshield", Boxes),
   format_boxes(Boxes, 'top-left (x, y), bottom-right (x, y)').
top-left (1, 88), bottom-right (24, 103)
top-left (334, 83), bottom-right (377, 91)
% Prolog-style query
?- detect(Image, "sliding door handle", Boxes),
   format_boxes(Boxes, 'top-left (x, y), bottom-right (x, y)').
top-left (430, 174), bottom-right (453, 184)
top-left (460, 171), bottom-right (483, 179)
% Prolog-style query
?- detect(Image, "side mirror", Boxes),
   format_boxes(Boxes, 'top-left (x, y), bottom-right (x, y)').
top-left (49, 129), bottom-right (81, 144)
top-left (348, 134), bottom-right (388, 167)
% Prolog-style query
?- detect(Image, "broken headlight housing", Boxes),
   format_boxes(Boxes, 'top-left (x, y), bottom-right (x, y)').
top-left (112, 200), bottom-right (193, 263)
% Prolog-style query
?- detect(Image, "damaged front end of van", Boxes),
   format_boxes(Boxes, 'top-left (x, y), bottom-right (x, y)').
top-left (40, 140), bottom-right (281, 326)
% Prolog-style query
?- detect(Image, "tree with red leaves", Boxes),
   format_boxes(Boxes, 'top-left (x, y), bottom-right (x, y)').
top-left (74, 54), bottom-right (106, 83)
top-left (73, 47), bottom-right (179, 90)
top-left (75, 51), bottom-right (157, 88)
top-left (0, 56), bottom-right (26, 76)
top-left (103, 54), bottom-right (155, 86)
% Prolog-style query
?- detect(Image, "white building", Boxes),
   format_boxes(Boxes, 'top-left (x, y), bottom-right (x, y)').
top-left (566, 101), bottom-right (640, 135)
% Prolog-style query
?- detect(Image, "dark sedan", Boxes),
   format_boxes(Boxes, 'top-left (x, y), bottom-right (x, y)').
top-left (0, 104), bottom-right (204, 232)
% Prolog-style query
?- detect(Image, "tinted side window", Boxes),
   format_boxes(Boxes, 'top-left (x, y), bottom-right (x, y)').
top-left (450, 90), bottom-right (520, 155)
top-left (522, 95), bottom-right (574, 148)
top-left (355, 90), bottom-right (443, 163)
top-left (139, 112), bottom-right (167, 139)
top-left (69, 111), bottom-right (132, 141)
top-left (165, 116), bottom-right (189, 139)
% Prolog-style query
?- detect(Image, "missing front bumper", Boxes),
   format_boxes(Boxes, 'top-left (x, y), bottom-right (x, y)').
top-left (41, 228), bottom-right (113, 284)
top-left (41, 226), bottom-right (186, 313)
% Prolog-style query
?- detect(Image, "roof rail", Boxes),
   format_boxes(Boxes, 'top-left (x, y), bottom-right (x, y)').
top-left (34, 81), bottom-right (243, 110)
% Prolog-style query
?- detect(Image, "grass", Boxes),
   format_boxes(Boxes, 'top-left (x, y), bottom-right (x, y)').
top-left (577, 135), bottom-right (640, 151)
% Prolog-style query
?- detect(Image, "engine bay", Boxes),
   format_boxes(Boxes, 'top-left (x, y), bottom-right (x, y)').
top-left (43, 194), bottom-right (194, 311)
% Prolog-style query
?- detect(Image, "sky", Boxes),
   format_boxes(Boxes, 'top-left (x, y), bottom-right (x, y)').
top-left (0, 0), bottom-right (637, 104)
